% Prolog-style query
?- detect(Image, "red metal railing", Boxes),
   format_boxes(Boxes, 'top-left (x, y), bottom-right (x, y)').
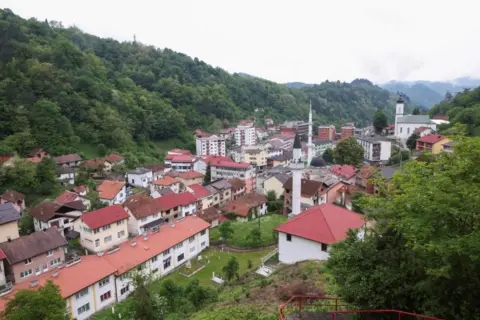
top-left (278, 296), bottom-right (444, 320)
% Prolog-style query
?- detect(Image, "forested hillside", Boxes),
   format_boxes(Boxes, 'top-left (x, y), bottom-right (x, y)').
top-left (0, 9), bottom-right (407, 162)
top-left (430, 87), bottom-right (480, 136)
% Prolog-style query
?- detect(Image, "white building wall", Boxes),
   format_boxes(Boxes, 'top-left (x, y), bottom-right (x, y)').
top-left (0, 260), bottom-right (6, 286)
top-left (127, 172), bottom-right (153, 188)
top-left (100, 186), bottom-right (127, 206)
top-left (379, 140), bottom-right (392, 161)
top-left (193, 160), bottom-right (207, 174)
top-left (278, 232), bottom-right (329, 264)
top-left (181, 203), bottom-right (197, 217)
top-left (396, 123), bottom-right (437, 140)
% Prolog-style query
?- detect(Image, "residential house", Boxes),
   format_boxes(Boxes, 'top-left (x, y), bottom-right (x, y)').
top-left (164, 149), bottom-right (192, 167)
top-left (383, 124), bottom-right (395, 135)
top-left (127, 168), bottom-right (153, 188)
top-left (197, 207), bottom-right (221, 228)
top-left (76, 205), bottom-right (129, 253)
top-left (414, 126), bottom-right (434, 137)
top-left (71, 185), bottom-right (89, 196)
top-left (330, 165), bottom-right (357, 184)
top-left (228, 178), bottom-right (246, 200)
top-left (0, 154), bottom-right (15, 167)
top-left (0, 203), bottom-right (21, 243)
top-left (243, 148), bottom-right (268, 169)
top-left (220, 193), bottom-right (268, 222)
top-left (210, 160), bottom-right (256, 193)
top-left (104, 153), bottom-right (125, 166)
top-left (0, 249), bottom-right (7, 288)
top-left (416, 134), bottom-right (451, 154)
top-left (29, 200), bottom-right (84, 237)
top-left (0, 228), bottom-right (67, 284)
top-left (187, 184), bottom-right (213, 210)
top-left (151, 176), bottom-right (182, 194)
top-left (204, 179), bottom-right (233, 207)
top-left (151, 187), bottom-right (175, 199)
top-left (256, 128), bottom-right (268, 141)
top-left (355, 166), bottom-right (378, 194)
top-left (168, 155), bottom-right (207, 173)
top-left (442, 140), bottom-right (456, 154)
top-left (275, 204), bottom-right (365, 264)
top-left (267, 152), bottom-right (292, 168)
top-left (56, 167), bottom-right (75, 186)
top-left (56, 190), bottom-right (91, 210)
top-left (97, 180), bottom-right (126, 205)
top-left (356, 136), bottom-right (392, 163)
top-left (283, 178), bottom-right (328, 215)
top-left (326, 181), bottom-right (357, 210)
top-left (83, 158), bottom-right (112, 173)
top-left (25, 148), bottom-right (50, 163)
top-left (53, 154), bottom-right (83, 168)
top-left (263, 173), bottom-right (289, 198)
top-left (143, 164), bottom-right (165, 180)
top-left (178, 170), bottom-right (204, 187)
top-left (0, 190), bottom-right (26, 212)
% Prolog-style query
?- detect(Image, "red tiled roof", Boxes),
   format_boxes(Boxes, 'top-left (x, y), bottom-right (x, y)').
top-left (53, 154), bottom-right (82, 164)
top-left (178, 170), bottom-right (204, 180)
top-left (210, 160), bottom-right (250, 169)
top-left (0, 155), bottom-right (13, 163)
top-left (171, 155), bottom-right (197, 163)
top-left (156, 192), bottom-right (197, 211)
top-left (385, 124), bottom-right (395, 129)
top-left (220, 193), bottom-right (267, 217)
top-left (71, 185), bottom-right (87, 194)
top-left (97, 180), bottom-right (125, 200)
top-left (55, 190), bottom-right (79, 205)
top-left (153, 176), bottom-right (179, 186)
top-left (83, 158), bottom-right (105, 169)
top-left (417, 134), bottom-right (446, 144)
top-left (359, 166), bottom-right (378, 179)
top-left (330, 165), bottom-right (357, 180)
top-left (202, 155), bottom-right (234, 164)
top-left (432, 115), bottom-right (449, 121)
top-left (104, 216), bottom-right (209, 274)
top-left (188, 184), bottom-right (211, 199)
top-left (81, 205), bottom-right (129, 229)
top-left (228, 178), bottom-right (245, 190)
top-left (414, 126), bottom-right (431, 134)
top-left (168, 149), bottom-right (192, 155)
top-left (0, 190), bottom-right (25, 203)
top-left (104, 153), bottom-right (124, 163)
top-left (275, 203), bottom-right (365, 244)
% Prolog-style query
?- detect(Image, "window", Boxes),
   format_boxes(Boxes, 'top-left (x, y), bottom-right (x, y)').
top-left (400, 127), bottom-right (403, 133)
top-left (75, 288), bottom-right (89, 299)
top-left (286, 234), bottom-right (292, 242)
top-left (163, 249), bottom-right (170, 256)
top-left (174, 242), bottom-right (183, 249)
top-left (93, 228), bottom-right (100, 234)
top-left (100, 291), bottom-right (111, 302)
top-left (47, 250), bottom-right (53, 257)
top-left (99, 277), bottom-right (110, 288)
top-left (120, 285), bottom-right (130, 295)
top-left (201, 241), bottom-right (206, 247)
top-left (117, 230), bottom-right (125, 239)
top-left (119, 272), bottom-right (130, 281)
top-left (174, 206), bottom-right (178, 211)
top-left (189, 236), bottom-right (195, 243)
top-left (117, 220), bottom-right (124, 225)
top-left (200, 230), bottom-right (206, 236)
top-left (20, 269), bottom-right (32, 278)
top-left (43, 264), bottom-right (48, 272)
top-left (77, 303), bottom-right (90, 315)
top-left (63, 218), bottom-right (69, 224)
top-left (35, 266), bottom-right (41, 275)
top-left (407, 127), bottom-right (410, 135)
top-left (83, 227), bottom-right (92, 233)
top-left (190, 247), bottom-right (196, 253)
top-left (95, 239), bottom-right (100, 247)
top-left (177, 253), bottom-right (184, 262)
top-left (173, 214), bottom-right (178, 219)
top-left (151, 256), bottom-right (158, 263)
top-left (102, 224), bottom-right (111, 231)
top-left (137, 263), bottom-right (146, 271)
top-left (104, 236), bottom-right (112, 243)
top-left (50, 258), bottom-right (61, 266)
top-left (24, 258), bottom-right (32, 265)
top-left (321, 243), bottom-right (328, 252)
top-left (163, 257), bottom-right (171, 269)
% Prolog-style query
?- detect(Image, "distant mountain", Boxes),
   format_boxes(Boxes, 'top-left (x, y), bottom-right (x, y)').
top-left (381, 78), bottom-right (480, 108)
top-left (284, 82), bottom-right (314, 89)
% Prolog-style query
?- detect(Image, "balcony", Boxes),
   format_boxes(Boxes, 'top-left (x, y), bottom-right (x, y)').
top-left (279, 296), bottom-right (444, 320)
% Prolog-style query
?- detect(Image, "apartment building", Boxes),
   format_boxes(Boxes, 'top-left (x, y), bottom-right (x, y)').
top-left (318, 125), bottom-right (336, 141)
top-left (229, 178), bottom-right (246, 200)
top-left (210, 161), bottom-right (256, 193)
top-left (340, 126), bottom-right (355, 140)
top-left (204, 179), bottom-right (233, 207)
top-left (76, 205), bottom-right (129, 253)
top-left (97, 180), bottom-right (127, 205)
top-left (151, 176), bottom-right (182, 194)
top-left (178, 170), bottom-right (204, 186)
top-left (243, 148), bottom-right (268, 169)
top-left (0, 203), bottom-right (21, 243)
top-left (29, 199), bottom-right (84, 237)
top-left (235, 120), bottom-right (256, 146)
top-left (356, 136), bottom-right (392, 162)
top-left (0, 228), bottom-right (67, 284)
top-left (187, 184), bottom-right (213, 210)
top-left (195, 130), bottom-right (226, 157)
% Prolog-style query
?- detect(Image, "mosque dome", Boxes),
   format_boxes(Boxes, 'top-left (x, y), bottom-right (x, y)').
top-left (310, 156), bottom-right (327, 167)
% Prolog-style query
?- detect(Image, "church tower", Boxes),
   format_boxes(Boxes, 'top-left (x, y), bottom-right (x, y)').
top-left (290, 134), bottom-right (304, 216)
top-left (394, 95), bottom-right (404, 137)
top-left (307, 100), bottom-right (315, 166)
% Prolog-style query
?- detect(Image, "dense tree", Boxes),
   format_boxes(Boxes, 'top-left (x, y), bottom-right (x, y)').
top-left (35, 157), bottom-right (58, 195)
top-left (0, 159), bottom-right (38, 195)
top-left (322, 148), bottom-right (334, 164)
top-left (333, 137), bottom-right (364, 166)
top-left (219, 221), bottom-right (234, 241)
top-left (373, 109), bottom-right (388, 133)
top-left (2, 281), bottom-right (65, 320)
top-left (126, 272), bottom-right (167, 320)
top-left (387, 147), bottom-right (411, 166)
top-left (406, 133), bottom-right (420, 150)
top-left (223, 256), bottom-right (240, 282)
top-left (327, 137), bottom-right (480, 320)
top-left (203, 164), bottom-right (211, 185)
top-left (247, 228), bottom-right (262, 246)
top-left (412, 107), bottom-right (421, 115)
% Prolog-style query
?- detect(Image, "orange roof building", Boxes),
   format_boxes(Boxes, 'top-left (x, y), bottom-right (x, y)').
top-left (97, 180), bottom-right (126, 205)
top-left (219, 193), bottom-right (268, 221)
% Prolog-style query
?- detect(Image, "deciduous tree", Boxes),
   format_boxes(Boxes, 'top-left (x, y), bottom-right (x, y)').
top-left (219, 221), bottom-right (234, 241)
top-left (222, 256), bottom-right (240, 282)
top-left (373, 109), bottom-right (388, 133)
top-left (322, 148), bottom-right (334, 164)
top-left (333, 137), bottom-right (364, 166)
top-left (406, 133), bottom-right (420, 150)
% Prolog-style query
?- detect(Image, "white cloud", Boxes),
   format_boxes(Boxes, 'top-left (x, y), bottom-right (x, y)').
top-left (2, 0), bottom-right (479, 83)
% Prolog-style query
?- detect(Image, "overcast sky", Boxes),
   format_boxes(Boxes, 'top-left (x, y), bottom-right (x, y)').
top-left (2, 0), bottom-right (480, 84)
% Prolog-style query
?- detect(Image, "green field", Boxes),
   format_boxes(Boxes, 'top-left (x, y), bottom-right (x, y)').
top-left (210, 214), bottom-right (287, 248)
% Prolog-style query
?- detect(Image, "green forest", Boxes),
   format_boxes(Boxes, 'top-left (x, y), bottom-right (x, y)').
top-left (0, 9), bottom-right (411, 163)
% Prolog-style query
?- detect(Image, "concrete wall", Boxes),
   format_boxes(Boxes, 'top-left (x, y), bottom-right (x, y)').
top-left (127, 172), bottom-right (153, 188)
top-left (278, 232), bottom-right (329, 264)
top-left (0, 221), bottom-right (19, 243)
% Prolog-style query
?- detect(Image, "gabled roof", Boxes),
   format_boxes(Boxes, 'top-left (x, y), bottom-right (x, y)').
top-left (71, 185), bottom-right (87, 194)
top-left (124, 197), bottom-right (162, 220)
top-left (283, 177), bottom-right (327, 197)
top-left (81, 205), bottom-right (129, 229)
top-left (275, 204), bottom-right (365, 244)
top-left (153, 176), bottom-right (179, 186)
top-left (228, 178), bottom-right (246, 190)
top-left (29, 200), bottom-right (82, 222)
top-left (171, 155), bottom-right (197, 163)
top-left (210, 161), bottom-right (250, 169)
top-left (417, 134), bottom-right (447, 144)
top-left (188, 184), bottom-right (211, 199)
top-left (27, 148), bottom-right (46, 157)
top-left (0, 228), bottom-right (67, 264)
top-left (104, 153), bottom-right (125, 163)
top-left (178, 170), bottom-right (204, 180)
top-left (206, 179), bottom-right (233, 191)
top-left (83, 158), bottom-right (106, 169)
top-left (358, 166), bottom-right (378, 180)
top-left (168, 149), bottom-right (192, 155)
top-left (267, 173), bottom-right (290, 185)
top-left (97, 180), bottom-right (125, 200)
top-left (0, 249), bottom-right (6, 260)
top-left (0, 190), bottom-right (25, 203)
top-left (53, 154), bottom-right (82, 164)
top-left (198, 207), bottom-right (221, 223)
top-left (414, 126), bottom-right (432, 134)
top-left (330, 165), bottom-right (357, 180)
top-left (55, 190), bottom-right (79, 205)
top-left (0, 203), bottom-right (21, 225)
top-left (397, 115), bottom-right (433, 124)
top-left (144, 164), bottom-right (165, 173)
top-left (220, 193), bottom-right (267, 217)
top-left (202, 155), bottom-right (234, 164)
top-left (156, 192), bottom-right (197, 211)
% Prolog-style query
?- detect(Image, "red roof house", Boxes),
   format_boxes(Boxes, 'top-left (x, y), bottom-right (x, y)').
top-left (330, 165), bottom-right (357, 181)
top-left (80, 205), bottom-right (129, 230)
top-left (275, 204), bottom-right (365, 264)
top-left (188, 184), bottom-right (211, 200)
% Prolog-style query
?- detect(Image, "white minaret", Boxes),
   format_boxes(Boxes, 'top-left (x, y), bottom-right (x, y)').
top-left (307, 100), bottom-right (315, 166)
top-left (394, 95), bottom-right (404, 137)
top-left (290, 134), bottom-right (304, 216)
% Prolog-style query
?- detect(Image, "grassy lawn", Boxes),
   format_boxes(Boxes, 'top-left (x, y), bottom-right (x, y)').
top-left (210, 214), bottom-right (287, 248)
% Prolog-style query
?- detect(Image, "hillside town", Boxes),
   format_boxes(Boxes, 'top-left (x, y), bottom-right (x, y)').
top-left (0, 95), bottom-right (456, 320)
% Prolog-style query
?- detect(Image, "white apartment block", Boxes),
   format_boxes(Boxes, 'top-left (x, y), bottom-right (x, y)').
top-left (195, 133), bottom-right (226, 157)
top-left (235, 121), bottom-right (256, 147)
top-left (356, 136), bottom-right (392, 162)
